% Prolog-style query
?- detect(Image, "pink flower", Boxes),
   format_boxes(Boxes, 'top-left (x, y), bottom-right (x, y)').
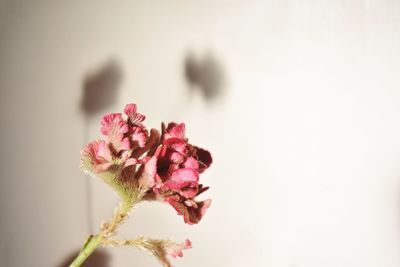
top-left (142, 122), bottom-right (212, 224)
top-left (81, 140), bottom-right (114, 173)
top-left (82, 104), bottom-right (213, 226)
top-left (166, 194), bottom-right (212, 225)
top-left (79, 102), bottom-right (213, 267)
top-left (100, 113), bottom-right (130, 152)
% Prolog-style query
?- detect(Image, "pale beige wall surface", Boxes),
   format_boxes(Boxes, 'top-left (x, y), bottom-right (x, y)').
top-left (1, 1), bottom-right (400, 266)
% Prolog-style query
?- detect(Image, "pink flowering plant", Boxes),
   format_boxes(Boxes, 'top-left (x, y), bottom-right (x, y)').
top-left (70, 103), bottom-right (212, 267)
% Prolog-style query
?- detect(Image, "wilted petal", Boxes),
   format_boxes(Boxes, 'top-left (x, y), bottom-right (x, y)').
top-left (196, 184), bottom-right (210, 196)
top-left (184, 199), bottom-right (211, 225)
top-left (166, 195), bottom-right (211, 225)
top-left (194, 146), bottom-right (212, 173)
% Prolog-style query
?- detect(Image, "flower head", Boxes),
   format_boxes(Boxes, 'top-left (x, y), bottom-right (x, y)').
top-left (79, 102), bottom-right (212, 267)
top-left (142, 122), bottom-right (212, 224)
top-left (80, 104), bottom-right (212, 224)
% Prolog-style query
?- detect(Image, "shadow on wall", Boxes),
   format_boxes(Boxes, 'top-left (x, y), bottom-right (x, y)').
top-left (81, 59), bottom-right (123, 117)
top-left (56, 249), bottom-right (111, 267)
top-left (79, 58), bottom-right (124, 233)
top-left (184, 51), bottom-right (227, 103)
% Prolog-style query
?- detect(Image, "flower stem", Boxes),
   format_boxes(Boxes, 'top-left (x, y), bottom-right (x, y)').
top-left (69, 192), bottom-right (140, 267)
top-left (69, 235), bottom-right (102, 267)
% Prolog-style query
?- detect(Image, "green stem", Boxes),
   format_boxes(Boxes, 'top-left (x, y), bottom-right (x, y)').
top-left (69, 192), bottom-right (139, 267)
top-left (69, 235), bottom-right (102, 267)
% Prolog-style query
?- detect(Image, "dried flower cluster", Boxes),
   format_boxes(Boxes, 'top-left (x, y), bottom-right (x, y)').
top-left (76, 103), bottom-right (212, 267)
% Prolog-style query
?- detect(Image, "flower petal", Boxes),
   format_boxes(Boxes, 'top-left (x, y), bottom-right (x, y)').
top-left (124, 103), bottom-right (145, 124)
top-left (164, 168), bottom-right (199, 191)
top-left (100, 113), bottom-right (130, 152)
top-left (166, 195), bottom-right (211, 225)
top-left (80, 140), bottom-right (113, 173)
top-left (166, 239), bottom-right (192, 258)
top-left (183, 156), bottom-right (199, 169)
top-left (132, 128), bottom-right (160, 158)
top-left (194, 146), bottom-right (212, 173)
top-left (163, 122), bottom-right (186, 140)
top-left (130, 126), bottom-right (147, 147)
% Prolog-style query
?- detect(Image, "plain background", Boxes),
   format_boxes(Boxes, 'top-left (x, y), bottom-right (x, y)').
top-left (1, 1), bottom-right (400, 266)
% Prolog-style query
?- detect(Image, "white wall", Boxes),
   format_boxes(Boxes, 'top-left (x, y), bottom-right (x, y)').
top-left (1, 1), bottom-right (400, 266)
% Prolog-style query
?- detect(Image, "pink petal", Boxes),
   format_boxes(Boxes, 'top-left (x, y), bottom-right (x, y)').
top-left (169, 152), bottom-right (185, 164)
top-left (100, 113), bottom-right (130, 152)
top-left (164, 168), bottom-right (199, 190)
top-left (123, 158), bottom-right (137, 168)
top-left (132, 128), bottom-right (160, 158)
top-left (163, 138), bottom-right (187, 154)
top-left (179, 187), bottom-right (198, 199)
top-left (166, 239), bottom-right (192, 258)
top-left (145, 155), bottom-right (158, 179)
top-left (94, 162), bottom-right (113, 173)
top-left (124, 103), bottom-right (145, 124)
top-left (130, 126), bottom-right (147, 147)
top-left (81, 140), bottom-right (114, 173)
top-left (183, 157), bottom-right (199, 169)
top-left (163, 122), bottom-right (186, 140)
top-left (96, 140), bottom-right (113, 162)
top-left (123, 103), bottom-right (137, 116)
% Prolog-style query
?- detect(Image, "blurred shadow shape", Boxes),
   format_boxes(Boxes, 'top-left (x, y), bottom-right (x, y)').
top-left (80, 58), bottom-right (123, 233)
top-left (184, 51), bottom-right (226, 102)
top-left (56, 248), bottom-right (111, 267)
top-left (81, 59), bottom-right (123, 116)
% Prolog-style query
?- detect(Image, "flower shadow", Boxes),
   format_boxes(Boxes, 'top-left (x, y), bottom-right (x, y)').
top-left (183, 50), bottom-right (227, 103)
top-left (80, 58), bottom-right (123, 117)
